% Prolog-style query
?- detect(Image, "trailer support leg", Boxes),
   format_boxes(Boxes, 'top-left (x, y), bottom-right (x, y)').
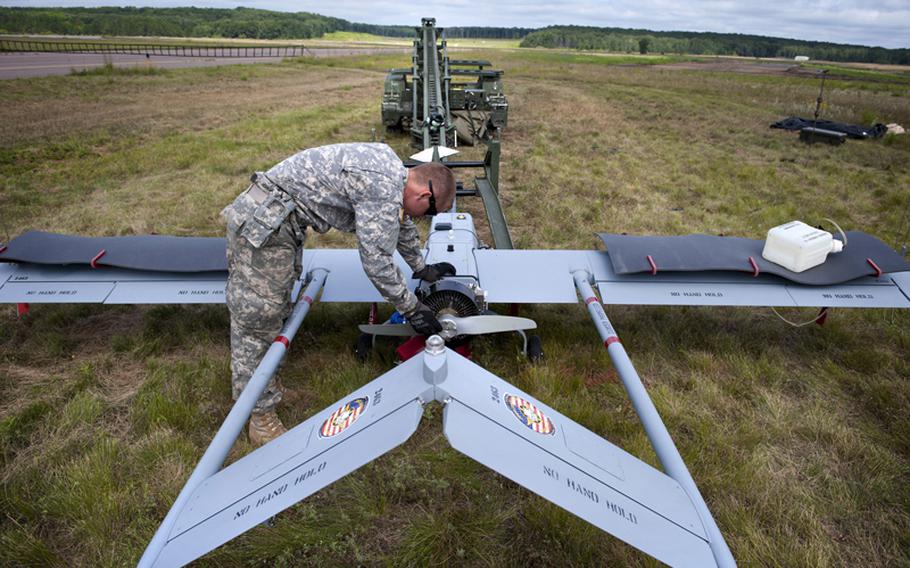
top-left (573, 270), bottom-right (736, 568)
top-left (138, 269), bottom-right (328, 568)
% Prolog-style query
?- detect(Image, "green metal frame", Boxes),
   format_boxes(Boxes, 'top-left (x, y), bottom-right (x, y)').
top-left (475, 135), bottom-right (512, 249)
top-left (392, 18), bottom-right (514, 249)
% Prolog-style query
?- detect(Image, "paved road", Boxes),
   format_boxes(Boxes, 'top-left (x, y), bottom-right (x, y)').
top-left (0, 48), bottom-right (408, 79)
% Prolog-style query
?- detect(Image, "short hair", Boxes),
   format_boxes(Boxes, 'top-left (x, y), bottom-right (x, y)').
top-left (409, 162), bottom-right (456, 213)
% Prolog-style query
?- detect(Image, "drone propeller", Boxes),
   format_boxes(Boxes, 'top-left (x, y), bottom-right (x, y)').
top-left (410, 145), bottom-right (459, 163)
top-left (449, 315), bottom-right (536, 335)
top-left (359, 314), bottom-right (536, 340)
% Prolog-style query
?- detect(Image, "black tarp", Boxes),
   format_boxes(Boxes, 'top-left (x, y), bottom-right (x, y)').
top-left (0, 231), bottom-right (227, 272)
top-left (598, 231), bottom-right (910, 286)
top-left (771, 117), bottom-right (888, 139)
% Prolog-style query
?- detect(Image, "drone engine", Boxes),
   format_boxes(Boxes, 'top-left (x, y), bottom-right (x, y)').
top-left (417, 279), bottom-right (486, 319)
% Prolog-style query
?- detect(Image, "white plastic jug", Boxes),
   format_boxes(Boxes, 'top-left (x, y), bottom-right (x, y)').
top-left (761, 221), bottom-right (844, 273)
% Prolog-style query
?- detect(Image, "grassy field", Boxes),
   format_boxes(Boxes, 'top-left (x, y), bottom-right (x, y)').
top-left (801, 62), bottom-right (910, 85)
top-left (1, 46), bottom-right (909, 567)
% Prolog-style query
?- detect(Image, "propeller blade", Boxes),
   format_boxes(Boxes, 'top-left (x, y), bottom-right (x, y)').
top-left (359, 316), bottom-right (536, 339)
top-left (358, 324), bottom-right (418, 337)
top-left (410, 145), bottom-right (459, 162)
top-left (450, 315), bottom-right (537, 335)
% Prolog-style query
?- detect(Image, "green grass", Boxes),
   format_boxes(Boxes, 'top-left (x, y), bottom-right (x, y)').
top-left (69, 61), bottom-right (168, 77)
top-left (443, 38), bottom-right (523, 49)
top-left (0, 47), bottom-right (909, 567)
top-left (321, 31), bottom-right (389, 41)
top-left (802, 62), bottom-right (910, 85)
top-left (318, 31), bottom-right (410, 45)
top-left (512, 48), bottom-right (693, 66)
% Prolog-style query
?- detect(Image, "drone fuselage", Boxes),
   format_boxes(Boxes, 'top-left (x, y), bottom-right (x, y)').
top-left (418, 212), bottom-right (488, 317)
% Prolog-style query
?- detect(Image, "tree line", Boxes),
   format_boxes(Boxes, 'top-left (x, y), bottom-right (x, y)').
top-left (0, 7), bottom-right (531, 41)
top-left (1, 7), bottom-right (906, 65)
top-left (520, 26), bottom-right (910, 65)
top-left (0, 7), bottom-right (346, 40)
top-left (347, 23), bottom-right (532, 39)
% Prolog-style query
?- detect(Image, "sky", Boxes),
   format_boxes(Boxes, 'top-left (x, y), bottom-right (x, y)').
top-left (2, 1), bottom-right (908, 49)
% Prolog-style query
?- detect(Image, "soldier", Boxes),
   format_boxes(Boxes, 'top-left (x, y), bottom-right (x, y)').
top-left (222, 143), bottom-right (456, 446)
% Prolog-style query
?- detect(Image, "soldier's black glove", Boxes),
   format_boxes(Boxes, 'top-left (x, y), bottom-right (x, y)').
top-left (406, 301), bottom-right (443, 336)
top-left (412, 262), bottom-right (456, 283)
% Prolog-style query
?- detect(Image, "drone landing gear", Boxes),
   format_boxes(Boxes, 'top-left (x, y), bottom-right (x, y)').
top-left (355, 303), bottom-right (381, 361)
top-left (355, 332), bottom-right (374, 362)
top-left (515, 329), bottom-right (543, 362)
top-left (526, 334), bottom-right (543, 362)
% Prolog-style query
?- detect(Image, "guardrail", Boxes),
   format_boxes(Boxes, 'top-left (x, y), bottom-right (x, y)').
top-left (0, 40), bottom-right (311, 58)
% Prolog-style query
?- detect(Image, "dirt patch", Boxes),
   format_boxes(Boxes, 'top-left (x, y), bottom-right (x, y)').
top-left (830, 61), bottom-right (910, 72)
top-left (653, 58), bottom-right (910, 84)
top-left (0, 65), bottom-right (382, 146)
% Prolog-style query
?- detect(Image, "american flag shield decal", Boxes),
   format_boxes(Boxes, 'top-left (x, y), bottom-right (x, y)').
top-left (504, 394), bottom-right (555, 435)
top-left (319, 396), bottom-right (369, 438)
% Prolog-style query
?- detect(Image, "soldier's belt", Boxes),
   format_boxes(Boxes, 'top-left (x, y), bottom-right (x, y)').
top-left (246, 183), bottom-right (270, 204)
top-left (246, 174), bottom-right (292, 210)
top-left (249, 172), bottom-right (290, 196)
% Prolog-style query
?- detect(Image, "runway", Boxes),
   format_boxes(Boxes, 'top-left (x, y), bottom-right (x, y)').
top-left (0, 47), bottom-right (408, 79)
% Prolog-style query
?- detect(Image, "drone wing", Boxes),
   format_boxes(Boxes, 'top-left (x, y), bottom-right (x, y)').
top-left (438, 351), bottom-right (715, 567)
top-left (2, 230), bottom-right (908, 309)
top-left (468, 249), bottom-right (910, 309)
top-left (0, 233), bottom-right (416, 305)
top-left (594, 267), bottom-right (910, 308)
top-left (301, 249), bottom-right (416, 302)
top-left (0, 263), bottom-right (228, 304)
top-left (148, 354), bottom-right (431, 567)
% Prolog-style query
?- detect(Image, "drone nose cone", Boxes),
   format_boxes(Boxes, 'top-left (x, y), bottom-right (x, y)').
top-left (437, 315), bottom-right (458, 340)
top-left (425, 334), bottom-right (446, 355)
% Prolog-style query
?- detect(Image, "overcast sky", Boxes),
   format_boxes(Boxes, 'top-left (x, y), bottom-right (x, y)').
top-left (2, 1), bottom-right (908, 49)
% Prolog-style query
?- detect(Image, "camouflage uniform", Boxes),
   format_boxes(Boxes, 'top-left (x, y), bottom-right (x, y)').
top-left (223, 143), bottom-right (426, 412)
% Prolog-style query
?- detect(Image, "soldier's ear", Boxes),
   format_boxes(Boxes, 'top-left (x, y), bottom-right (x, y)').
top-left (404, 179), bottom-right (429, 200)
top-left (402, 173), bottom-right (416, 196)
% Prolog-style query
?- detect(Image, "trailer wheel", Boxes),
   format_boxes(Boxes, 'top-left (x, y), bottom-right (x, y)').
top-left (527, 335), bottom-right (543, 363)
top-left (355, 333), bottom-right (373, 362)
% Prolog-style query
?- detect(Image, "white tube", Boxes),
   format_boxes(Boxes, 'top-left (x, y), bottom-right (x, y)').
top-left (573, 270), bottom-right (736, 568)
top-left (138, 269), bottom-right (328, 568)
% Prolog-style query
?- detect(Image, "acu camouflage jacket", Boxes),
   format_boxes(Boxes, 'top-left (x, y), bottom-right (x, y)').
top-left (264, 143), bottom-right (426, 314)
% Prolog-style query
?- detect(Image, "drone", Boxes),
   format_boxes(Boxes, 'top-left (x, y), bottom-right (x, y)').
top-left (3, 17), bottom-right (909, 567)
top-left (1, 202), bottom-right (908, 567)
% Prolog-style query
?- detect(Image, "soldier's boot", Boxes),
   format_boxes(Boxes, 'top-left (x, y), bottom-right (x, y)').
top-left (248, 409), bottom-right (287, 447)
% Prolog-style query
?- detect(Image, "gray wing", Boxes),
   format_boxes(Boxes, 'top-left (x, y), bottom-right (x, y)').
top-left (3, 240), bottom-right (908, 308)
top-left (469, 250), bottom-right (910, 308)
top-left (0, 263), bottom-right (227, 304)
top-left (438, 352), bottom-right (716, 568)
top-left (151, 355), bottom-right (432, 567)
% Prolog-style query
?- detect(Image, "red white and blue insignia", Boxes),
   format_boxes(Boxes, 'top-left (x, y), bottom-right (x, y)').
top-left (504, 394), bottom-right (555, 435)
top-left (319, 397), bottom-right (369, 438)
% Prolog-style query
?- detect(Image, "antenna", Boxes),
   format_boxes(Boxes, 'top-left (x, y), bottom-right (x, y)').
top-left (812, 69), bottom-right (828, 127)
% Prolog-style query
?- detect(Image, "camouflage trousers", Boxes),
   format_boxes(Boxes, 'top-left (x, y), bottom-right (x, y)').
top-left (225, 188), bottom-right (304, 413)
